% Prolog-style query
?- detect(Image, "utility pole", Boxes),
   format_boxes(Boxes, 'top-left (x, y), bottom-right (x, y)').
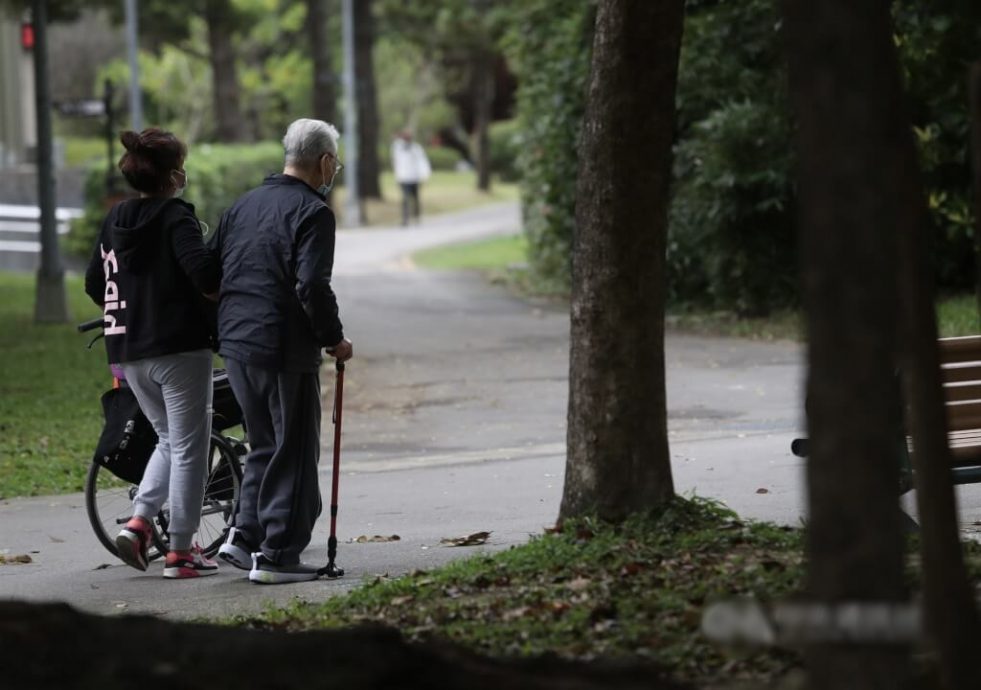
top-left (124, 0), bottom-right (142, 131)
top-left (32, 0), bottom-right (69, 323)
top-left (341, 0), bottom-right (361, 226)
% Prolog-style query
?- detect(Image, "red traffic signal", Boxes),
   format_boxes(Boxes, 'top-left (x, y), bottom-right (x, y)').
top-left (21, 22), bottom-right (34, 51)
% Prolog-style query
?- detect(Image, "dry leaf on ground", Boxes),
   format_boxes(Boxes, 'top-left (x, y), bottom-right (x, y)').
top-left (0, 554), bottom-right (32, 565)
top-left (440, 531), bottom-right (491, 547)
top-left (351, 535), bottom-right (401, 543)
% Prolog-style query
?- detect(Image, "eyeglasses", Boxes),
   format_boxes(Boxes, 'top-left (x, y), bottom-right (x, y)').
top-left (333, 158), bottom-right (344, 175)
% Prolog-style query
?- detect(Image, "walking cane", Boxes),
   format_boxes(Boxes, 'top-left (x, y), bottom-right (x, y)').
top-left (320, 359), bottom-right (345, 578)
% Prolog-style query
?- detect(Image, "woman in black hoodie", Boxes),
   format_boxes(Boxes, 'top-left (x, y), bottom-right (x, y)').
top-left (84, 128), bottom-right (220, 579)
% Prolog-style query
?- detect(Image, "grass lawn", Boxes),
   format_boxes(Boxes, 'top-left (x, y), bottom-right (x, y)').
top-left (413, 233), bottom-right (528, 271)
top-left (332, 171), bottom-right (519, 228)
top-left (0, 272), bottom-right (106, 498)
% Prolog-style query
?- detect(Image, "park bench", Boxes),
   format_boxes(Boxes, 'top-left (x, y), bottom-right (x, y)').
top-left (792, 335), bottom-right (981, 491)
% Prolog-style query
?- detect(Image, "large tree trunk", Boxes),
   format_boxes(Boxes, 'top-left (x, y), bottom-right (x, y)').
top-left (782, 0), bottom-right (957, 687)
top-left (308, 0), bottom-right (336, 125)
top-left (560, 0), bottom-right (683, 522)
top-left (354, 0), bottom-right (382, 199)
top-left (204, 0), bottom-right (245, 143)
top-left (897, 62), bottom-right (981, 690)
top-left (972, 63), bottom-right (981, 321)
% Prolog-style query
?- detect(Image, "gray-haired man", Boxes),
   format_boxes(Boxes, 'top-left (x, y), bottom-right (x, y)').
top-left (212, 118), bottom-right (353, 584)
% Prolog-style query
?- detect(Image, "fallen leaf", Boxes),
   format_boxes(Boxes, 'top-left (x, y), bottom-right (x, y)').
top-left (756, 487), bottom-right (769, 494)
top-left (440, 531), bottom-right (491, 547)
top-left (93, 563), bottom-right (111, 570)
top-left (390, 595), bottom-right (414, 606)
top-left (352, 534), bottom-right (401, 543)
top-left (502, 606), bottom-right (532, 621)
top-left (48, 535), bottom-right (65, 543)
top-left (567, 576), bottom-right (591, 592)
top-left (0, 554), bottom-right (32, 565)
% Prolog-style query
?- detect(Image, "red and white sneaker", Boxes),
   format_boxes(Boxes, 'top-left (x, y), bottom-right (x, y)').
top-left (115, 516), bottom-right (152, 571)
top-left (163, 544), bottom-right (219, 579)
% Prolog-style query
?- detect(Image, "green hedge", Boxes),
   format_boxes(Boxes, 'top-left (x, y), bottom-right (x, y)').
top-left (67, 142), bottom-right (284, 256)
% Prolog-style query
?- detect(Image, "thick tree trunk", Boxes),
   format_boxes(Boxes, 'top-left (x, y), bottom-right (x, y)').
top-left (354, 0), bottom-right (382, 199)
top-left (0, 601), bottom-right (684, 690)
top-left (897, 63), bottom-right (981, 690)
top-left (560, 0), bottom-right (683, 522)
top-left (204, 0), bottom-right (245, 143)
top-left (782, 0), bottom-right (971, 687)
top-left (308, 0), bottom-right (336, 125)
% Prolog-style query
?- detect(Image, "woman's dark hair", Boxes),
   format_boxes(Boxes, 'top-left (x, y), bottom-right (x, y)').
top-left (118, 128), bottom-right (187, 195)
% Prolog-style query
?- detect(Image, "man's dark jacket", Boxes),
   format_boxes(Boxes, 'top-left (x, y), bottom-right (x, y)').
top-left (210, 174), bottom-right (344, 372)
top-left (84, 197), bottom-right (219, 364)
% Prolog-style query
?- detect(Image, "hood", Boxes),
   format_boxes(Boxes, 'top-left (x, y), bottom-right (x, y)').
top-left (109, 198), bottom-right (185, 272)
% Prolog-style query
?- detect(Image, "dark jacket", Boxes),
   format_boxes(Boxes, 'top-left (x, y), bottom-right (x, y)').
top-left (210, 174), bottom-right (344, 372)
top-left (84, 197), bottom-right (219, 364)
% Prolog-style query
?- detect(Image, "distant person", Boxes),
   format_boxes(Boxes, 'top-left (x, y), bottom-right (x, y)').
top-left (84, 127), bottom-right (220, 579)
top-left (212, 118), bottom-right (353, 584)
top-left (391, 129), bottom-right (431, 226)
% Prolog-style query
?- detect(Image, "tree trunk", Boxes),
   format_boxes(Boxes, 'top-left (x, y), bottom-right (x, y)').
top-left (472, 47), bottom-right (494, 192)
top-left (354, 0), bottom-right (381, 199)
top-left (560, 0), bottom-right (683, 522)
top-left (897, 63), bottom-right (981, 690)
top-left (204, 0), bottom-right (245, 143)
top-left (782, 1), bottom-right (956, 687)
top-left (308, 0), bottom-right (336, 125)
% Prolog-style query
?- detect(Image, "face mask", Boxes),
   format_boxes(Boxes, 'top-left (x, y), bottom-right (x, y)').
top-left (318, 157), bottom-right (338, 197)
top-left (172, 171), bottom-right (188, 198)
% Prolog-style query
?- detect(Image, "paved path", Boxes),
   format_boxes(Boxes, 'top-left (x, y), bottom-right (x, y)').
top-left (1, 201), bottom-right (978, 620)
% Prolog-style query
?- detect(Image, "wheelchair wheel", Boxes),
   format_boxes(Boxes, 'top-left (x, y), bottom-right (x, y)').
top-left (150, 433), bottom-right (242, 557)
top-left (83, 461), bottom-right (166, 562)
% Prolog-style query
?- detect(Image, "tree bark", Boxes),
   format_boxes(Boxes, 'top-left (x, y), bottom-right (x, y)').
top-left (897, 62), bottom-right (981, 690)
top-left (560, 0), bottom-right (683, 522)
top-left (0, 601), bottom-right (685, 690)
top-left (308, 0), bottom-right (336, 125)
top-left (354, 0), bottom-right (382, 199)
top-left (782, 0), bottom-right (978, 687)
top-left (204, 0), bottom-right (245, 143)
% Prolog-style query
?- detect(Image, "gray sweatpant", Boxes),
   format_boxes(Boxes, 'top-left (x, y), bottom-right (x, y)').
top-left (224, 357), bottom-right (322, 565)
top-left (121, 350), bottom-right (214, 552)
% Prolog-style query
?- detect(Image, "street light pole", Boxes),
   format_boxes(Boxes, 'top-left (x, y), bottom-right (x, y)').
top-left (341, 0), bottom-right (361, 226)
top-left (32, 0), bottom-right (69, 323)
top-left (124, 0), bottom-right (142, 131)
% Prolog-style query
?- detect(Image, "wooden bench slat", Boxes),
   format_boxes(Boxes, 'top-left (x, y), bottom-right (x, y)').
top-left (938, 336), bottom-right (981, 362)
top-left (945, 400), bottom-right (981, 431)
top-left (940, 361), bottom-right (981, 383)
top-left (943, 381), bottom-right (981, 402)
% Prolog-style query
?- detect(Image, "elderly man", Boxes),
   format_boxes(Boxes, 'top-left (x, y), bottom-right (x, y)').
top-left (211, 118), bottom-right (353, 584)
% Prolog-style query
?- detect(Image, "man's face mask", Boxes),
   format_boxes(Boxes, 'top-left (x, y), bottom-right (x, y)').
top-left (319, 154), bottom-right (341, 197)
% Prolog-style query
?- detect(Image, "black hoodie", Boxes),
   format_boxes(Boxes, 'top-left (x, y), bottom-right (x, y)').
top-left (84, 197), bottom-right (220, 364)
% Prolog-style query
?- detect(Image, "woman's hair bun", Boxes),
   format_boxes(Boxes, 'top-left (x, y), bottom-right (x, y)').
top-left (120, 130), bottom-right (142, 151)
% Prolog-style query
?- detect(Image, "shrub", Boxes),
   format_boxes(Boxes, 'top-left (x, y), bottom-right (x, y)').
top-left (502, 0), bottom-right (595, 288)
top-left (488, 119), bottom-right (521, 182)
top-left (67, 142), bottom-right (284, 256)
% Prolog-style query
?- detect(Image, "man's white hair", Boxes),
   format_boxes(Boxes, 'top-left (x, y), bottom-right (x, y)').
top-left (283, 118), bottom-right (340, 167)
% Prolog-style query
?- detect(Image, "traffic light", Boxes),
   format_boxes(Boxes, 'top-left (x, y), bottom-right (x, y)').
top-left (20, 21), bottom-right (34, 51)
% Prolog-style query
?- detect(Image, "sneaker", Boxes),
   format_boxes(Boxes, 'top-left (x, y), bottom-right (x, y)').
top-left (115, 516), bottom-right (152, 572)
top-left (163, 544), bottom-right (219, 579)
top-left (217, 527), bottom-right (253, 571)
top-left (249, 552), bottom-right (321, 584)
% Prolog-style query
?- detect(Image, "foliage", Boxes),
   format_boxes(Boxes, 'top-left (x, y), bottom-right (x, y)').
top-left (66, 142), bottom-right (283, 256)
top-left (0, 273), bottom-right (105, 498)
top-left (488, 119), bottom-right (521, 182)
top-left (501, 0), bottom-right (595, 288)
top-left (236, 498), bottom-right (805, 687)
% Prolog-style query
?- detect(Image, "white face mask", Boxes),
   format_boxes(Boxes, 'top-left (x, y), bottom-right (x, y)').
top-left (172, 170), bottom-right (188, 198)
top-left (318, 155), bottom-right (340, 197)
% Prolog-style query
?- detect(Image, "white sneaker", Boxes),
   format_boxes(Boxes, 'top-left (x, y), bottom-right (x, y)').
top-left (217, 527), bottom-right (252, 571)
top-left (249, 553), bottom-right (321, 584)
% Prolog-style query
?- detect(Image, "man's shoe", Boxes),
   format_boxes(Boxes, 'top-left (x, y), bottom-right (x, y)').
top-left (249, 552), bottom-right (320, 584)
top-left (163, 545), bottom-right (219, 579)
top-left (115, 516), bottom-right (152, 571)
top-left (217, 527), bottom-right (253, 571)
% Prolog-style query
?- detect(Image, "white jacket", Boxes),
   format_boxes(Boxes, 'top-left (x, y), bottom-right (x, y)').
top-left (391, 140), bottom-right (431, 184)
